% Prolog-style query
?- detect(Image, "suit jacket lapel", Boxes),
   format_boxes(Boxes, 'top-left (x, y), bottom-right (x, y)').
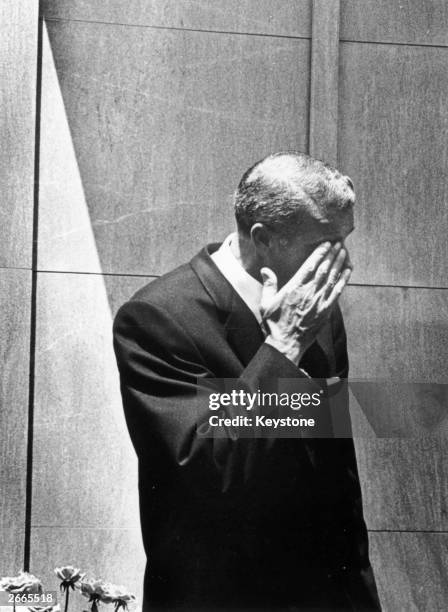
top-left (190, 244), bottom-right (266, 365)
top-left (223, 291), bottom-right (265, 365)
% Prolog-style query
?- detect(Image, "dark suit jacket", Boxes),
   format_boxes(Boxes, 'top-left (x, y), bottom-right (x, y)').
top-left (113, 244), bottom-right (381, 611)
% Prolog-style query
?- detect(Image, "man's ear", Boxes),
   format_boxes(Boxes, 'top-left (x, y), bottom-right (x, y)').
top-left (250, 223), bottom-right (273, 254)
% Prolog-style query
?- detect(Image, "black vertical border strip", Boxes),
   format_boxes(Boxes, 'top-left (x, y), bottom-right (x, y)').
top-left (24, 8), bottom-right (44, 572)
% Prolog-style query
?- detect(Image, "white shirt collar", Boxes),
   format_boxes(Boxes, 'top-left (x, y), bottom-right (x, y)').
top-left (211, 233), bottom-right (263, 325)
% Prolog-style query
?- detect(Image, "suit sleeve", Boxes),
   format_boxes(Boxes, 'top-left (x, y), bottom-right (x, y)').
top-left (113, 298), bottom-right (310, 494)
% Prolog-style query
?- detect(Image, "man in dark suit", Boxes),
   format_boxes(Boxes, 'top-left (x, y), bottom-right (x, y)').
top-left (113, 152), bottom-right (381, 611)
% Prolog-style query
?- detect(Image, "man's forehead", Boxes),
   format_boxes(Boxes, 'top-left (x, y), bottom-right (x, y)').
top-left (295, 209), bottom-right (354, 243)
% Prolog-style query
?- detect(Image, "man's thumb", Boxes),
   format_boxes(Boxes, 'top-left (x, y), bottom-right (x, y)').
top-left (260, 267), bottom-right (278, 302)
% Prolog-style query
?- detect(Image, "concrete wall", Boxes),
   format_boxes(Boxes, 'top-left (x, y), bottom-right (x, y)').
top-left (1, 1), bottom-right (447, 609)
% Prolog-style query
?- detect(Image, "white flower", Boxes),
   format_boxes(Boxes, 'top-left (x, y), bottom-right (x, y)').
top-left (54, 566), bottom-right (84, 590)
top-left (100, 584), bottom-right (136, 610)
top-left (80, 579), bottom-right (108, 602)
top-left (28, 604), bottom-right (61, 612)
top-left (0, 572), bottom-right (43, 594)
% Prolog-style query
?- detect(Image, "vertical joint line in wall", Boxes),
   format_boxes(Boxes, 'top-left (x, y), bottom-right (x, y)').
top-left (308, 0), bottom-right (317, 156)
top-left (333, 0), bottom-right (341, 167)
top-left (307, 1), bottom-right (314, 155)
top-left (309, 0), bottom-right (341, 166)
top-left (24, 9), bottom-right (43, 572)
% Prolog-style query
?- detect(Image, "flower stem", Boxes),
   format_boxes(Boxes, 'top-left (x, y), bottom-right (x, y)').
top-left (64, 588), bottom-right (70, 612)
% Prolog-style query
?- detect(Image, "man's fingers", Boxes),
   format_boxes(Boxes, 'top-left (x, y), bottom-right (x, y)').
top-left (260, 267), bottom-right (278, 305)
top-left (313, 243), bottom-right (342, 287)
top-left (325, 267), bottom-right (352, 306)
top-left (322, 248), bottom-right (348, 296)
top-left (284, 241), bottom-right (333, 290)
top-left (344, 249), bottom-right (353, 271)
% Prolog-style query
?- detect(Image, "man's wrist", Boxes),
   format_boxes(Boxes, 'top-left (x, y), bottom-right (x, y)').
top-left (264, 335), bottom-right (304, 366)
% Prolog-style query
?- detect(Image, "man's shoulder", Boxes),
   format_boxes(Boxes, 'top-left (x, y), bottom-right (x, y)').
top-left (130, 262), bottom-right (198, 305)
top-left (113, 250), bottom-right (229, 352)
top-left (116, 255), bottom-right (214, 327)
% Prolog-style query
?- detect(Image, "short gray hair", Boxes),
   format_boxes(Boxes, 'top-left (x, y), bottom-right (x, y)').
top-left (234, 151), bottom-right (355, 237)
